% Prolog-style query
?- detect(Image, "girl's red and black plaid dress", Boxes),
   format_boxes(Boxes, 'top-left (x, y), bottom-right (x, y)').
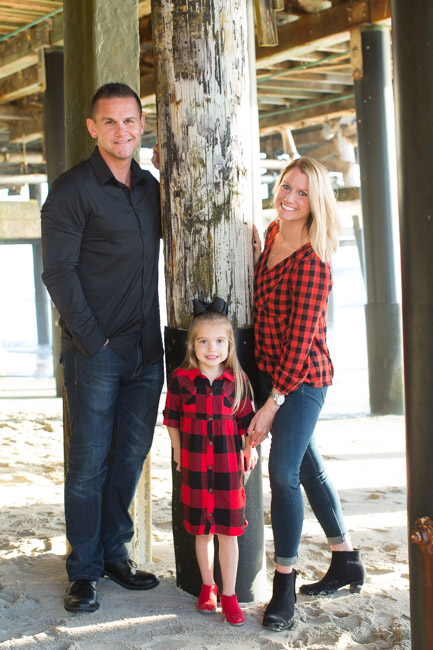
top-left (163, 367), bottom-right (254, 536)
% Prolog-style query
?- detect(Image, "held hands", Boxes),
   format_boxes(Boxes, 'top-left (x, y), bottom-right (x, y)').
top-left (247, 398), bottom-right (279, 447)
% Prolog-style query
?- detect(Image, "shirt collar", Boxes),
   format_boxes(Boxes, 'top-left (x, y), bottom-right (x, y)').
top-left (89, 146), bottom-right (148, 187)
top-left (183, 367), bottom-right (235, 382)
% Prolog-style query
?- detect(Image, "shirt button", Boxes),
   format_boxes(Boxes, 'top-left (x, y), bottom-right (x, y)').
top-left (208, 465), bottom-right (212, 470)
top-left (208, 441), bottom-right (213, 446)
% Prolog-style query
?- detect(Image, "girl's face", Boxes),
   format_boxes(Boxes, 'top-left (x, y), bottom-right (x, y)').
top-left (274, 166), bottom-right (311, 226)
top-left (194, 322), bottom-right (229, 375)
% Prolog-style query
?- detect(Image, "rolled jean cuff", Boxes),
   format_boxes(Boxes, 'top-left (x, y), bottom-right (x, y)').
top-left (327, 533), bottom-right (348, 545)
top-left (274, 553), bottom-right (298, 566)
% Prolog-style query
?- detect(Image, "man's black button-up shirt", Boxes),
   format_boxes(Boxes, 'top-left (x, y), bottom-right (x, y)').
top-left (41, 146), bottom-right (163, 364)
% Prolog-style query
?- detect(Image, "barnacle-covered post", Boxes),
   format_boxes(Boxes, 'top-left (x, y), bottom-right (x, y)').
top-left (151, 0), bottom-right (265, 601)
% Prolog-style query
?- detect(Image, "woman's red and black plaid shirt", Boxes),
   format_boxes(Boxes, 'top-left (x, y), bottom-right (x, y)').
top-left (254, 219), bottom-right (334, 395)
top-left (163, 367), bottom-right (254, 536)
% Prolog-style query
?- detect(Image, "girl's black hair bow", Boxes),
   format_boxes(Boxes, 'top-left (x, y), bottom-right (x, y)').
top-left (193, 297), bottom-right (228, 317)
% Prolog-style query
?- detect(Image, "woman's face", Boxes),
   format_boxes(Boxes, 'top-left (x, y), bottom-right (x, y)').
top-left (274, 166), bottom-right (311, 227)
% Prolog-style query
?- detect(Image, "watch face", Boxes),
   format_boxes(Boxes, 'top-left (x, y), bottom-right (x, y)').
top-left (272, 393), bottom-right (285, 405)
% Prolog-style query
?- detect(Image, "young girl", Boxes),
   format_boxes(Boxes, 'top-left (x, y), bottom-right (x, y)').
top-left (163, 299), bottom-right (258, 626)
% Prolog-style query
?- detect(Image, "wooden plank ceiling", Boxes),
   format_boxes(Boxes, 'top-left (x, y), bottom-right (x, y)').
top-left (0, 0), bottom-right (391, 187)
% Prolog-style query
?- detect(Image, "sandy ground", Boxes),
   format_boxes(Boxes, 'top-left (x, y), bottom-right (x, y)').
top-left (0, 241), bottom-right (410, 648)
top-left (0, 375), bottom-right (409, 650)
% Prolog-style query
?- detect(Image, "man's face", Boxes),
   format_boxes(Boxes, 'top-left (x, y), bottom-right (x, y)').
top-left (86, 96), bottom-right (145, 163)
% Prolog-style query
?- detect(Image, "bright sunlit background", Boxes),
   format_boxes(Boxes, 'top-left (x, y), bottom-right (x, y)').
top-left (0, 151), bottom-right (371, 416)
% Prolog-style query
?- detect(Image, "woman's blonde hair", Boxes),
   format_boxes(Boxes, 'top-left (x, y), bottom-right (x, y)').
top-left (181, 311), bottom-right (251, 413)
top-left (273, 156), bottom-right (341, 262)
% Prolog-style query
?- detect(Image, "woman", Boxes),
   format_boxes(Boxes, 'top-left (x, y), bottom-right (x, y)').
top-left (248, 157), bottom-right (365, 631)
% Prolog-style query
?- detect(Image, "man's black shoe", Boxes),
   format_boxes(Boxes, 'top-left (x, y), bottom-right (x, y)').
top-left (102, 558), bottom-right (160, 590)
top-left (64, 579), bottom-right (99, 613)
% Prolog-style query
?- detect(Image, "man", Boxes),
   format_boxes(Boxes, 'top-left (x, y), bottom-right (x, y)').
top-left (41, 82), bottom-right (164, 613)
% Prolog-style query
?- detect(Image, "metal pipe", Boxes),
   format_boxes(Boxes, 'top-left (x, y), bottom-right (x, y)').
top-left (0, 7), bottom-right (63, 43)
top-left (257, 50), bottom-right (350, 83)
top-left (261, 93), bottom-right (354, 120)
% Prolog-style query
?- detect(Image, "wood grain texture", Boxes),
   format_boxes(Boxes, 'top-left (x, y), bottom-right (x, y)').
top-left (152, 0), bottom-right (254, 329)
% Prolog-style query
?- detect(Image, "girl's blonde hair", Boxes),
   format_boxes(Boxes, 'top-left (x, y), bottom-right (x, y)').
top-left (273, 156), bottom-right (341, 262)
top-left (181, 311), bottom-right (251, 413)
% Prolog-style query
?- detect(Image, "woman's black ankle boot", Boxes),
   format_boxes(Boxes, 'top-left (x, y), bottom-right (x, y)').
top-left (299, 549), bottom-right (366, 596)
top-left (263, 570), bottom-right (297, 631)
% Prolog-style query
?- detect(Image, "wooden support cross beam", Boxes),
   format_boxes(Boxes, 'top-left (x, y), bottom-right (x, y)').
top-left (254, 0), bottom-right (279, 46)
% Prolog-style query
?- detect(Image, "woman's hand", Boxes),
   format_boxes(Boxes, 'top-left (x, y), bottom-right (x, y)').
top-left (253, 224), bottom-right (262, 266)
top-left (151, 143), bottom-right (160, 170)
top-left (247, 398), bottom-right (279, 447)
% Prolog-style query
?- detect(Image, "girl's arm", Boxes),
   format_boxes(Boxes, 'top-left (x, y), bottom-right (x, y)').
top-left (166, 426), bottom-right (181, 472)
top-left (237, 391), bottom-right (260, 462)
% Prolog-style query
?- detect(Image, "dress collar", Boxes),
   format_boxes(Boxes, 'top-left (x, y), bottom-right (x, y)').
top-left (182, 367), bottom-right (235, 382)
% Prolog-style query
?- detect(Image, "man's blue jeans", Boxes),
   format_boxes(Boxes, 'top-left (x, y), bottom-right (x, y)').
top-left (63, 341), bottom-right (164, 581)
top-left (259, 372), bottom-right (348, 566)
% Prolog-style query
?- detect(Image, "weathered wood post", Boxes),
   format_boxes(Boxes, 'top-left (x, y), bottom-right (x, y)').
top-left (151, 0), bottom-right (266, 601)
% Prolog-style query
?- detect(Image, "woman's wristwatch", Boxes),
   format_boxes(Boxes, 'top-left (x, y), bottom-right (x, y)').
top-left (270, 392), bottom-right (285, 406)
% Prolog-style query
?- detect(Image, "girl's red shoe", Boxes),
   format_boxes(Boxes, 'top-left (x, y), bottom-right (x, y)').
top-left (197, 583), bottom-right (218, 613)
top-left (220, 593), bottom-right (245, 625)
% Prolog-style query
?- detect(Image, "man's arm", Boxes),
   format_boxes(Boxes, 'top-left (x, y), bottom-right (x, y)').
top-left (41, 176), bottom-right (107, 357)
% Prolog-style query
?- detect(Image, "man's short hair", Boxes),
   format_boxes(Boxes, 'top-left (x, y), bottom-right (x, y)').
top-left (90, 82), bottom-right (142, 117)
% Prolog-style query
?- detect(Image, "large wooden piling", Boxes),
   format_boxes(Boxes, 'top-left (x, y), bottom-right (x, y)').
top-left (152, 0), bottom-right (266, 601)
